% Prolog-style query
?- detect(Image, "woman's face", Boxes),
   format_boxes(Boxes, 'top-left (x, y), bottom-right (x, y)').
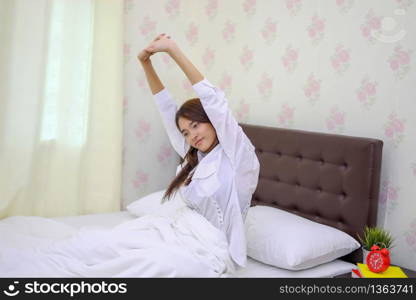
top-left (178, 117), bottom-right (218, 153)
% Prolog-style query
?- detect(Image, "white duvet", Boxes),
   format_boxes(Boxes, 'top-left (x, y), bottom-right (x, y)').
top-left (0, 207), bottom-right (236, 277)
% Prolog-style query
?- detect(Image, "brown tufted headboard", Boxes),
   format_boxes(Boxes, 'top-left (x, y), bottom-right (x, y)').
top-left (240, 123), bottom-right (383, 264)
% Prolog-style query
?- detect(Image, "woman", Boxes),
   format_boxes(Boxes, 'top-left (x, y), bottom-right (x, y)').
top-left (138, 33), bottom-right (260, 269)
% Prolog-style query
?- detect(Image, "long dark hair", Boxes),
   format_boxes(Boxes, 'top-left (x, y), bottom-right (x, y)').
top-left (161, 98), bottom-right (212, 203)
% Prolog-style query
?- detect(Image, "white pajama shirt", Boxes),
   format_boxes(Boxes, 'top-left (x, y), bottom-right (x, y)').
top-left (154, 78), bottom-right (260, 268)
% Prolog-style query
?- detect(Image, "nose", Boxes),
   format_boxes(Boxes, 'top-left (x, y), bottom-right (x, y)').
top-left (191, 133), bottom-right (200, 143)
top-left (192, 134), bottom-right (199, 142)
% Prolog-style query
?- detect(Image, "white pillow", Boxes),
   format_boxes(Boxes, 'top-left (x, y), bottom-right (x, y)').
top-left (126, 189), bottom-right (186, 217)
top-left (245, 205), bottom-right (360, 271)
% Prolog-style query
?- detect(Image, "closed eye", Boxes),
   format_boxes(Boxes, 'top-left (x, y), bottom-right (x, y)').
top-left (182, 122), bottom-right (198, 137)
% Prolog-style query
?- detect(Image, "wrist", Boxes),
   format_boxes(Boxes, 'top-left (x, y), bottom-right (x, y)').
top-left (167, 42), bottom-right (180, 56)
top-left (140, 59), bottom-right (152, 65)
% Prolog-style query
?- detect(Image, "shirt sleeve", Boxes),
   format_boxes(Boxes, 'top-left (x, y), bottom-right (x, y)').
top-left (192, 78), bottom-right (255, 167)
top-left (154, 88), bottom-right (190, 159)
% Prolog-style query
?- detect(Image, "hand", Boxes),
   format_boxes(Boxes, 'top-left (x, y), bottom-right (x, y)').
top-left (144, 33), bottom-right (177, 55)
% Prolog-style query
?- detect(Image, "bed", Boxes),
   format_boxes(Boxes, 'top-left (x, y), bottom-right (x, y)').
top-left (0, 123), bottom-right (383, 277)
top-left (242, 123), bottom-right (383, 265)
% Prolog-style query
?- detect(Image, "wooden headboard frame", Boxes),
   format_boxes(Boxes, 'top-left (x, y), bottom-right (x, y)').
top-left (240, 123), bottom-right (383, 263)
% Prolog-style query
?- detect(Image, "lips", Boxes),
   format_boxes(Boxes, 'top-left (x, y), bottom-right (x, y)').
top-left (195, 138), bottom-right (203, 146)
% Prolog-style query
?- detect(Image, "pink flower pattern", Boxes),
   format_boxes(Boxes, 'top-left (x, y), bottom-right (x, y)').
top-left (162, 53), bottom-right (174, 69)
top-left (157, 144), bottom-right (173, 165)
top-left (336, 0), bottom-right (354, 13)
top-left (405, 219), bottom-right (416, 253)
top-left (388, 45), bottom-right (412, 79)
top-left (379, 179), bottom-right (400, 215)
top-left (326, 106), bottom-right (345, 132)
top-left (133, 170), bottom-right (149, 190)
top-left (165, 0), bottom-right (180, 18)
top-left (223, 21), bottom-right (236, 43)
top-left (240, 46), bottom-right (253, 70)
top-left (282, 46), bottom-right (298, 73)
top-left (219, 73), bottom-right (232, 95)
top-left (303, 73), bottom-right (321, 104)
top-left (286, 0), bottom-right (303, 16)
top-left (235, 98), bottom-right (250, 122)
top-left (123, 2), bottom-right (416, 266)
top-left (135, 119), bottom-right (151, 142)
top-left (307, 15), bottom-right (325, 45)
top-left (277, 104), bottom-right (295, 128)
top-left (243, 0), bottom-right (257, 16)
top-left (261, 18), bottom-right (277, 44)
top-left (355, 76), bottom-right (378, 108)
top-left (185, 22), bottom-right (199, 46)
top-left (137, 77), bottom-right (146, 91)
top-left (383, 112), bottom-right (406, 147)
top-left (331, 44), bottom-right (350, 75)
top-left (205, 0), bottom-right (218, 19)
top-left (395, 0), bottom-right (414, 10)
top-left (182, 78), bottom-right (193, 94)
top-left (202, 47), bottom-right (215, 70)
top-left (257, 73), bottom-right (273, 100)
top-left (139, 16), bottom-right (157, 37)
top-left (360, 9), bottom-right (382, 43)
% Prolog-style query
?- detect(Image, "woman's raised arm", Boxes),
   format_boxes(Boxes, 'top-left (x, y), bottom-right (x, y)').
top-left (138, 50), bottom-right (165, 95)
top-left (167, 44), bottom-right (204, 85)
top-left (137, 36), bottom-right (189, 159)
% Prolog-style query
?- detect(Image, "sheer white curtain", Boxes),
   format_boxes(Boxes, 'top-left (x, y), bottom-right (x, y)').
top-left (0, 0), bottom-right (123, 218)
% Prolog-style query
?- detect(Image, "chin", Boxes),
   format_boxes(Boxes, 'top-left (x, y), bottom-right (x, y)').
top-left (201, 141), bottom-right (215, 152)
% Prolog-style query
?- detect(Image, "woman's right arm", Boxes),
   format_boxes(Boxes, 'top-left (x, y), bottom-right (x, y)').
top-left (137, 50), bottom-right (189, 159)
top-left (138, 54), bottom-right (164, 95)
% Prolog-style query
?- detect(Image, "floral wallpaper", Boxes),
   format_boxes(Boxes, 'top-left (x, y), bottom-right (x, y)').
top-left (123, 0), bottom-right (416, 271)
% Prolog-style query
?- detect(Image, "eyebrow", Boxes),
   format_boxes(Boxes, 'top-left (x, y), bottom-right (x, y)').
top-left (180, 120), bottom-right (195, 134)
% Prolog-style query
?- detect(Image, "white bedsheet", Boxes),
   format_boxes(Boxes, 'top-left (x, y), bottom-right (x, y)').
top-left (0, 208), bottom-right (235, 278)
top-left (0, 210), bottom-right (355, 278)
top-left (233, 257), bottom-right (355, 278)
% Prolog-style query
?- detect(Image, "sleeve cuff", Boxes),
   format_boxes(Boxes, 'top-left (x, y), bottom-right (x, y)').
top-left (153, 88), bottom-right (171, 101)
top-left (192, 78), bottom-right (216, 98)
